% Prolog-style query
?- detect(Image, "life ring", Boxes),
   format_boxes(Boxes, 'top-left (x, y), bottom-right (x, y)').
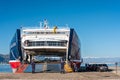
top-left (24, 40), bottom-right (29, 46)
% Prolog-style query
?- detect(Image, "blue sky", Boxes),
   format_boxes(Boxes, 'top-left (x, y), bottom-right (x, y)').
top-left (0, 0), bottom-right (120, 57)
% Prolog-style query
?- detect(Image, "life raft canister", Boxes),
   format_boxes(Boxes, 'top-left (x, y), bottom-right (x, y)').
top-left (53, 26), bottom-right (57, 33)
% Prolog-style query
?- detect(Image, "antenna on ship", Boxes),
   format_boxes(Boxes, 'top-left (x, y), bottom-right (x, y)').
top-left (40, 22), bottom-right (42, 29)
top-left (44, 19), bottom-right (49, 29)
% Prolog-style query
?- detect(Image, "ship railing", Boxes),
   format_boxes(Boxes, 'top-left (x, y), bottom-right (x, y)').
top-left (21, 26), bottom-right (70, 30)
top-left (22, 41), bottom-right (67, 47)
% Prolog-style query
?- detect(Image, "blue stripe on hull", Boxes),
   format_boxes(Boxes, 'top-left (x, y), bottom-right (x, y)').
top-left (10, 29), bottom-right (22, 61)
top-left (68, 28), bottom-right (74, 60)
top-left (68, 28), bottom-right (81, 61)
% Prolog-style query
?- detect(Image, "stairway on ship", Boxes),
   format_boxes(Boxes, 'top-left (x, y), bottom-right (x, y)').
top-left (16, 64), bottom-right (29, 73)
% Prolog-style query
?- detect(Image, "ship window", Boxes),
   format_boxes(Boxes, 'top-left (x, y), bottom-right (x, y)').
top-left (26, 41), bottom-right (67, 47)
top-left (56, 32), bottom-right (65, 34)
top-left (23, 31), bottom-right (68, 35)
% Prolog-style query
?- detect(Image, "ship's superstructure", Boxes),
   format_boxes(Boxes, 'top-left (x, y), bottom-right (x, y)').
top-left (9, 20), bottom-right (82, 73)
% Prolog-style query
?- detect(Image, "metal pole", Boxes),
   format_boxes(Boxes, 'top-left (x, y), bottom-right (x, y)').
top-left (115, 62), bottom-right (118, 74)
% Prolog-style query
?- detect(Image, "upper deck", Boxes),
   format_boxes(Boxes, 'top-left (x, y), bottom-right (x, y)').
top-left (21, 27), bottom-right (70, 36)
top-left (21, 26), bottom-right (71, 51)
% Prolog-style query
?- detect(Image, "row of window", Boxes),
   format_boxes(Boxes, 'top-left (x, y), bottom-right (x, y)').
top-left (24, 41), bottom-right (67, 47)
top-left (23, 31), bottom-right (68, 35)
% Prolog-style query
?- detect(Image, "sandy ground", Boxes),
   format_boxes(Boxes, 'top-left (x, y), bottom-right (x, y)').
top-left (110, 66), bottom-right (120, 76)
top-left (0, 67), bottom-right (120, 80)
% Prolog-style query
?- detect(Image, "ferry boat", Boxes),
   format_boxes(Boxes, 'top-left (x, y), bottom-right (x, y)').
top-left (9, 20), bottom-right (82, 73)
